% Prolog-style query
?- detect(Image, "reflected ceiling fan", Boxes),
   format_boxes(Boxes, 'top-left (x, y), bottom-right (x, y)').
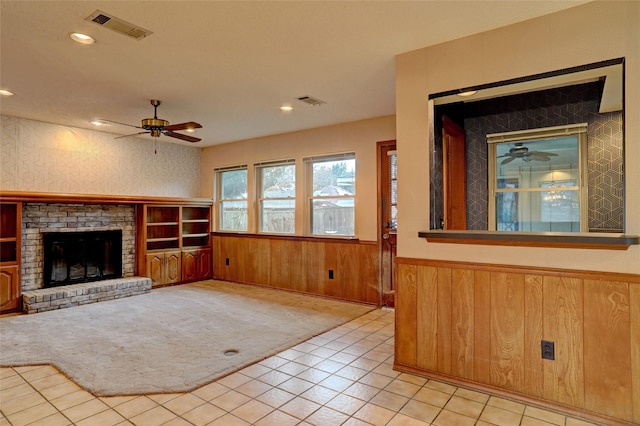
top-left (105, 99), bottom-right (202, 143)
top-left (498, 143), bottom-right (558, 164)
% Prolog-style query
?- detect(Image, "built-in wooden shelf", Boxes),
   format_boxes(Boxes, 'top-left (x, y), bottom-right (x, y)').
top-left (0, 190), bottom-right (213, 206)
top-left (419, 230), bottom-right (640, 250)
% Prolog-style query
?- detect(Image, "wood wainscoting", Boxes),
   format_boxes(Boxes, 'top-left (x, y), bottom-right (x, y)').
top-left (212, 233), bottom-right (380, 305)
top-left (395, 257), bottom-right (640, 425)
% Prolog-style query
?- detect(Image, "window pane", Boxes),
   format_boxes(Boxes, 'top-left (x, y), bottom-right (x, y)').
top-left (491, 129), bottom-right (585, 232)
top-left (221, 170), bottom-right (247, 199)
top-left (312, 159), bottom-right (355, 194)
top-left (496, 136), bottom-right (579, 190)
top-left (310, 198), bottom-right (354, 236)
top-left (390, 205), bottom-right (398, 229)
top-left (388, 152), bottom-right (397, 230)
top-left (261, 164), bottom-right (295, 195)
top-left (541, 188), bottom-right (580, 224)
top-left (220, 201), bottom-right (247, 231)
top-left (496, 191), bottom-right (580, 232)
top-left (261, 200), bottom-right (295, 233)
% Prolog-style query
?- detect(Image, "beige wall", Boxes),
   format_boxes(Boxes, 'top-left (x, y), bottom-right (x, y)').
top-left (200, 115), bottom-right (396, 242)
top-left (396, 0), bottom-right (640, 274)
top-left (1, 115), bottom-right (201, 198)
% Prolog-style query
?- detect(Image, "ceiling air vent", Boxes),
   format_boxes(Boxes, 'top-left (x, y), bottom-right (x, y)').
top-left (85, 10), bottom-right (153, 40)
top-left (297, 96), bottom-right (326, 106)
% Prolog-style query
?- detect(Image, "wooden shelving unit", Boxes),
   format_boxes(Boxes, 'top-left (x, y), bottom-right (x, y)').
top-left (182, 206), bottom-right (211, 248)
top-left (138, 204), bottom-right (212, 287)
top-left (146, 206), bottom-right (180, 251)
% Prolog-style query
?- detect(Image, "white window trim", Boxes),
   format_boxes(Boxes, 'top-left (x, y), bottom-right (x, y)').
top-left (255, 159), bottom-right (296, 234)
top-left (214, 165), bottom-right (248, 232)
top-left (304, 152), bottom-right (356, 237)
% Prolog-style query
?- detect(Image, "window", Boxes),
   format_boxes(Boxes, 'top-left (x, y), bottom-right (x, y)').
top-left (306, 153), bottom-right (356, 236)
top-left (488, 124), bottom-right (587, 232)
top-left (215, 166), bottom-right (248, 231)
top-left (256, 160), bottom-right (296, 234)
top-left (387, 150), bottom-right (398, 231)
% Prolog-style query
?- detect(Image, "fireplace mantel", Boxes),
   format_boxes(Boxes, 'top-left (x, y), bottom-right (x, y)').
top-left (0, 190), bottom-right (213, 206)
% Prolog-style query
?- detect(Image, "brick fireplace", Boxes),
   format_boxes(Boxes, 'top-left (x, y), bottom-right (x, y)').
top-left (21, 203), bottom-right (136, 291)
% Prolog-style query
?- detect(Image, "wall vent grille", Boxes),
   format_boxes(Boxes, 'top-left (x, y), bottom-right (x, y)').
top-left (86, 10), bottom-right (153, 40)
top-left (297, 96), bottom-right (326, 106)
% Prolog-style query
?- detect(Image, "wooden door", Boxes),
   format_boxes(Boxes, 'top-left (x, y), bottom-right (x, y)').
top-left (0, 265), bottom-right (20, 312)
top-left (164, 251), bottom-right (182, 284)
top-left (443, 116), bottom-right (467, 229)
top-left (181, 249), bottom-right (198, 282)
top-left (0, 202), bottom-right (21, 313)
top-left (197, 248), bottom-right (212, 280)
top-left (145, 253), bottom-right (164, 287)
top-left (378, 140), bottom-right (397, 307)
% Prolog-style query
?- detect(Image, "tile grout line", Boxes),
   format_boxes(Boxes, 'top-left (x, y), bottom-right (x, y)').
top-left (1, 310), bottom-right (595, 426)
top-left (10, 366), bottom-right (77, 426)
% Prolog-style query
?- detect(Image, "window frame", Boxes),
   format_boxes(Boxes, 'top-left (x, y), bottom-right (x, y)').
top-left (304, 152), bottom-right (356, 237)
top-left (255, 159), bottom-right (296, 235)
top-left (487, 124), bottom-right (588, 232)
top-left (214, 165), bottom-right (249, 232)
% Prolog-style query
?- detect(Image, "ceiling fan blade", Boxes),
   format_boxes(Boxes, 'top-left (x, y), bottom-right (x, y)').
top-left (530, 153), bottom-right (556, 161)
top-left (164, 131), bottom-right (201, 143)
top-left (501, 156), bottom-right (516, 165)
top-left (101, 119), bottom-right (144, 129)
top-left (164, 121), bottom-right (202, 131)
top-left (114, 131), bottom-right (150, 139)
top-left (530, 151), bottom-right (558, 157)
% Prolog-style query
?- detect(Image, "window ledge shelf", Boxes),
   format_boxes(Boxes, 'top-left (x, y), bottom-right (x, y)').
top-left (419, 230), bottom-right (639, 250)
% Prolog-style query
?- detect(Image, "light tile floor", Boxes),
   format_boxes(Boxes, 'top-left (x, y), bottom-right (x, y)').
top-left (1, 309), bottom-right (600, 425)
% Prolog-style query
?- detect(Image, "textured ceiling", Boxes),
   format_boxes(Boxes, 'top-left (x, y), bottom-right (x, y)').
top-left (0, 1), bottom-right (589, 147)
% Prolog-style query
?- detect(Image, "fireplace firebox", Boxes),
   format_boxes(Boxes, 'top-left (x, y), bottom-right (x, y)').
top-left (43, 230), bottom-right (123, 288)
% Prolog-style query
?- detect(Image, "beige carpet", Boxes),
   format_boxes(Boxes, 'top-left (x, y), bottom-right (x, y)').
top-left (0, 280), bottom-right (374, 396)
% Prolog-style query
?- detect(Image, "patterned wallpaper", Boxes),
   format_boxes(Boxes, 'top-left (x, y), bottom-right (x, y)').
top-left (431, 82), bottom-right (624, 232)
top-left (1, 115), bottom-right (201, 198)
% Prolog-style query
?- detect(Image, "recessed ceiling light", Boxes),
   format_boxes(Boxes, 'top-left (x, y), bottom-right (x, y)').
top-left (90, 120), bottom-right (106, 126)
top-left (185, 128), bottom-right (196, 133)
top-left (0, 89), bottom-right (14, 96)
top-left (69, 32), bottom-right (96, 45)
top-left (280, 105), bottom-right (293, 112)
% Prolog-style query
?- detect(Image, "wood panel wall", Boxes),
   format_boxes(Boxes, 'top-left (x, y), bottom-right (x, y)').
top-left (212, 234), bottom-right (380, 305)
top-left (395, 257), bottom-right (640, 425)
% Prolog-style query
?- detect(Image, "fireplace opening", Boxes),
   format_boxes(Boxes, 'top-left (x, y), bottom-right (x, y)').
top-left (43, 230), bottom-right (123, 288)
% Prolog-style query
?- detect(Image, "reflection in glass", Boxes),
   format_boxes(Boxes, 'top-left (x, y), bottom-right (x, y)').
top-left (492, 133), bottom-right (584, 232)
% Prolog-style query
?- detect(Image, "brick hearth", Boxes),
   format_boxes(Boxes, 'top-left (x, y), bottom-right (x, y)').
top-left (21, 277), bottom-right (152, 314)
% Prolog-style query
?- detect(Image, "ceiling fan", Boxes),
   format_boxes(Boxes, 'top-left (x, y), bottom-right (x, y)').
top-left (498, 143), bottom-right (558, 164)
top-left (105, 99), bottom-right (202, 143)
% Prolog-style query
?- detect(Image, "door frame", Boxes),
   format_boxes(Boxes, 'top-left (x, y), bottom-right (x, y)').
top-left (377, 139), bottom-right (397, 307)
top-left (442, 116), bottom-right (467, 230)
